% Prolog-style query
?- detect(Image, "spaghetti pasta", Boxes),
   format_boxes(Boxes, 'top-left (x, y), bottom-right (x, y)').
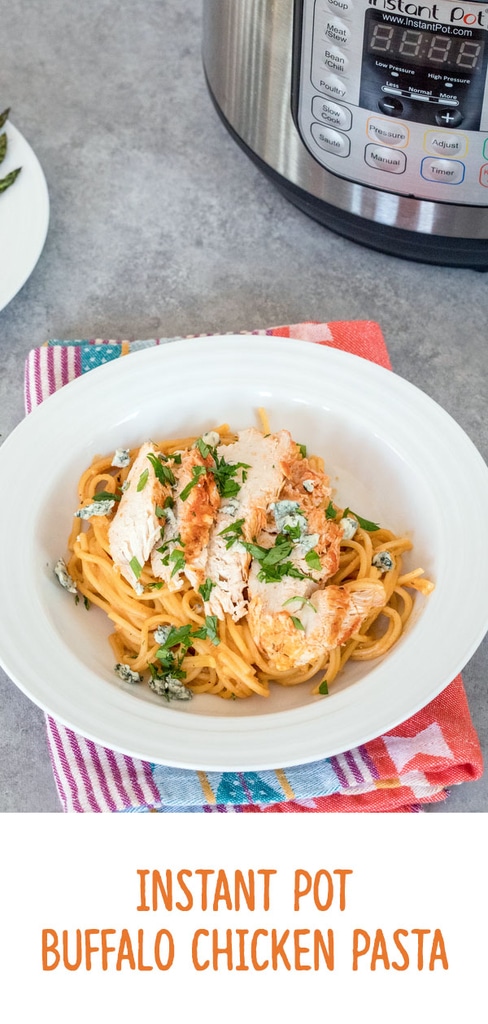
top-left (63, 422), bottom-right (434, 702)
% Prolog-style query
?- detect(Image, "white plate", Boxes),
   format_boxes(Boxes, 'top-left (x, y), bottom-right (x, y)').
top-left (0, 121), bottom-right (49, 312)
top-left (1, 336), bottom-right (488, 769)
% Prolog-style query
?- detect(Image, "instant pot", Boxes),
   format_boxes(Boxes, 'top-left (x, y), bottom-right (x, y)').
top-left (202, 0), bottom-right (488, 267)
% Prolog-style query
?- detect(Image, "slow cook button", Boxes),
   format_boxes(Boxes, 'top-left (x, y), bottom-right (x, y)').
top-left (424, 131), bottom-right (467, 158)
top-left (311, 122), bottom-right (351, 157)
top-left (367, 117), bottom-right (409, 148)
top-left (364, 144), bottom-right (406, 174)
top-left (312, 95), bottom-right (352, 130)
top-left (420, 157), bottom-right (465, 184)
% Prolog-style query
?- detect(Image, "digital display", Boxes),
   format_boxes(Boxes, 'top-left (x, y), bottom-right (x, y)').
top-left (367, 23), bottom-right (485, 73)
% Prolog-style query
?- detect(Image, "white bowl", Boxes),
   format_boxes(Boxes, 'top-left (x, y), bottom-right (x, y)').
top-left (1, 336), bottom-right (487, 769)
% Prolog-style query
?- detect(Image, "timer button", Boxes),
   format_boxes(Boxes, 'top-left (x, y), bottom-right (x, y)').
top-left (378, 96), bottom-right (404, 117)
top-left (435, 108), bottom-right (463, 128)
top-left (421, 158), bottom-right (465, 185)
top-left (311, 122), bottom-right (351, 157)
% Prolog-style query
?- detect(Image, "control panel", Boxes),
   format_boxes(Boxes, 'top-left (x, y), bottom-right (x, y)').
top-left (296, 0), bottom-right (488, 203)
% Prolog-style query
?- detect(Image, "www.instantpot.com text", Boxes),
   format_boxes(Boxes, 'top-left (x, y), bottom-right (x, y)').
top-left (368, 1), bottom-right (488, 30)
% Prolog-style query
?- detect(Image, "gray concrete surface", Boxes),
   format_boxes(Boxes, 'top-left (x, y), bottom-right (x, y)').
top-left (0, 0), bottom-right (486, 812)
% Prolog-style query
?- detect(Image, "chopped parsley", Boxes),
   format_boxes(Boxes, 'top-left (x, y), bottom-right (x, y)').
top-left (155, 504), bottom-right (166, 518)
top-left (137, 468), bottom-right (149, 492)
top-left (218, 518), bottom-right (245, 549)
top-left (318, 679), bottom-right (329, 695)
top-left (198, 578), bottom-right (215, 601)
top-left (169, 548), bottom-right (186, 577)
top-left (297, 443), bottom-right (307, 458)
top-left (290, 615), bottom-right (305, 631)
top-left (242, 535), bottom-right (311, 585)
top-left (305, 549), bottom-right (321, 571)
top-left (342, 507), bottom-right (380, 532)
top-left (193, 614), bottom-right (220, 646)
top-left (93, 490), bottom-right (121, 502)
top-left (147, 581), bottom-right (164, 590)
top-left (195, 437), bottom-right (210, 459)
top-left (325, 501), bottom-right (337, 520)
top-left (179, 464), bottom-right (208, 501)
top-left (146, 452), bottom-right (176, 487)
top-left (283, 596), bottom-right (317, 613)
top-left (129, 556), bottom-right (143, 580)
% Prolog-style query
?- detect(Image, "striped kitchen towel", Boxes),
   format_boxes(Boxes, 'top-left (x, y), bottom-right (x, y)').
top-left (24, 321), bottom-right (484, 813)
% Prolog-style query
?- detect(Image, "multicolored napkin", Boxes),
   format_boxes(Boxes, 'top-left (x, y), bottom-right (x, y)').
top-left (24, 321), bottom-right (483, 813)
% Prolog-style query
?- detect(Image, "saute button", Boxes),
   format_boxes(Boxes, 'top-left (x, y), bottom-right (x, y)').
top-left (364, 145), bottom-right (406, 174)
top-left (311, 122), bottom-right (351, 157)
top-left (312, 95), bottom-right (352, 130)
top-left (420, 157), bottom-right (465, 184)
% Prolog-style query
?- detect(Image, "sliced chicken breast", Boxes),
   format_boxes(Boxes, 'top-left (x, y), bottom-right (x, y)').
top-left (108, 441), bottom-right (168, 590)
top-left (151, 447), bottom-right (220, 590)
top-left (248, 581), bottom-right (386, 671)
top-left (205, 428), bottom-right (298, 621)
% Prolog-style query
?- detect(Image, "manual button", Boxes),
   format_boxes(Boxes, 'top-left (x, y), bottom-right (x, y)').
top-left (421, 157), bottom-right (465, 184)
top-left (367, 117), bottom-right (408, 148)
top-left (424, 131), bottom-right (467, 158)
top-left (311, 122), bottom-right (351, 157)
top-left (364, 144), bottom-right (406, 174)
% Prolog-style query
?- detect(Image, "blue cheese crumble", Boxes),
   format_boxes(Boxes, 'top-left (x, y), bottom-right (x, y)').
top-left (153, 624), bottom-right (173, 645)
top-left (74, 499), bottom-right (116, 518)
top-left (372, 551), bottom-right (394, 572)
top-left (53, 558), bottom-right (77, 594)
top-left (112, 448), bottom-right (131, 468)
top-left (201, 431), bottom-right (220, 447)
top-left (340, 515), bottom-right (358, 540)
top-left (302, 479), bottom-right (315, 493)
top-left (114, 663), bottom-right (143, 684)
top-left (148, 675), bottom-right (193, 701)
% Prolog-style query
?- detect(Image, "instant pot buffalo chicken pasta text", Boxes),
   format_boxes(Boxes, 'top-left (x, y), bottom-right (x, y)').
top-left (55, 419), bottom-right (434, 702)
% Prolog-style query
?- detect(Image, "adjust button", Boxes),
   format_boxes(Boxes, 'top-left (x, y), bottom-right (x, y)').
top-left (364, 145), bottom-right (406, 174)
top-left (424, 131), bottom-right (467, 158)
top-left (311, 122), bottom-right (351, 157)
top-left (421, 157), bottom-right (465, 184)
top-left (367, 116), bottom-right (408, 148)
top-left (312, 95), bottom-right (352, 130)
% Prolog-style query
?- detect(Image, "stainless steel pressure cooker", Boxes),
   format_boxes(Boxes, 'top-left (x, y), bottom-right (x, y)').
top-left (202, 0), bottom-right (488, 267)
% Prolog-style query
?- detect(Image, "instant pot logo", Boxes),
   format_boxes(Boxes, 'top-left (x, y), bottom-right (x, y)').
top-left (368, 1), bottom-right (488, 28)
